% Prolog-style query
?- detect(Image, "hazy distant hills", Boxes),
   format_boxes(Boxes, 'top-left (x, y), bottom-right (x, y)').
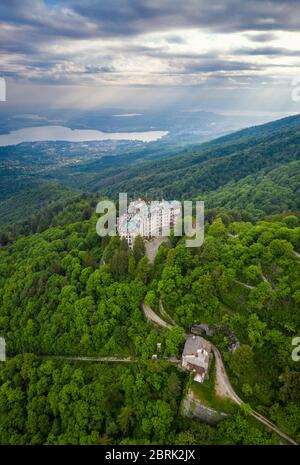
top-left (98, 113), bottom-right (300, 215)
top-left (0, 106), bottom-right (266, 139)
top-left (1, 112), bottom-right (300, 229)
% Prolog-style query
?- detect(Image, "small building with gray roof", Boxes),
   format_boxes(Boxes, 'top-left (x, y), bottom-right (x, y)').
top-left (182, 335), bottom-right (212, 383)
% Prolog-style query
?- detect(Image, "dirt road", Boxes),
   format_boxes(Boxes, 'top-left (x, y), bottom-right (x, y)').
top-left (39, 355), bottom-right (134, 362)
top-left (234, 279), bottom-right (256, 290)
top-left (293, 249), bottom-right (300, 259)
top-left (212, 344), bottom-right (297, 445)
top-left (142, 303), bottom-right (173, 329)
top-left (212, 345), bottom-right (241, 403)
top-left (143, 302), bottom-right (298, 445)
top-left (145, 237), bottom-right (168, 263)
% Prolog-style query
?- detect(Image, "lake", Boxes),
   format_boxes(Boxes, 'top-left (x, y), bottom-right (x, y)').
top-left (0, 125), bottom-right (169, 147)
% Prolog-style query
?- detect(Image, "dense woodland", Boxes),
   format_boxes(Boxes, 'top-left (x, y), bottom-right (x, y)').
top-left (150, 216), bottom-right (300, 442)
top-left (0, 114), bottom-right (300, 445)
top-left (2, 114), bottom-right (300, 228)
top-left (0, 207), bottom-right (299, 444)
top-left (98, 114), bottom-right (300, 205)
top-left (0, 355), bottom-right (278, 445)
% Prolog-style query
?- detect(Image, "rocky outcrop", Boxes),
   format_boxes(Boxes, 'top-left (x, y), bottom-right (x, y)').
top-left (181, 388), bottom-right (228, 425)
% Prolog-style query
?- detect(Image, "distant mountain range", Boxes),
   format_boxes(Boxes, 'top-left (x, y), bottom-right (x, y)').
top-left (0, 112), bottom-right (300, 228)
top-left (98, 113), bottom-right (300, 215)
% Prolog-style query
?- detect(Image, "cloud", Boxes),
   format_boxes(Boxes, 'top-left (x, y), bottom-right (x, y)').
top-left (84, 65), bottom-right (116, 74)
top-left (165, 35), bottom-right (187, 44)
top-left (183, 60), bottom-right (259, 73)
top-left (0, 0), bottom-right (97, 39)
top-left (1, 0), bottom-right (300, 111)
top-left (232, 46), bottom-right (300, 57)
top-left (68, 0), bottom-right (300, 36)
top-left (1, 1), bottom-right (300, 42)
top-left (246, 32), bottom-right (278, 42)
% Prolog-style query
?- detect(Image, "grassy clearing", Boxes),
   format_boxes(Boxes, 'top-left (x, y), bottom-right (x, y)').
top-left (190, 359), bottom-right (238, 415)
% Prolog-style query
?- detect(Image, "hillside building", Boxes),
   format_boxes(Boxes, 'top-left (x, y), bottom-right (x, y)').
top-left (118, 198), bottom-right (181, 248)
top-left (182, 335), bottom-right (212, 383)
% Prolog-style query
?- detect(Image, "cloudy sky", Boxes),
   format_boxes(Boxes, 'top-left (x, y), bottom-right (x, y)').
top-left (1, 0), bottom-right (300, 114)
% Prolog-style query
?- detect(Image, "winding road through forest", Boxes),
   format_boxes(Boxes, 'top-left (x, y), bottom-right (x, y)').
top-left (142, 302), bottom-right (173, 329)
top-left (32, 300), bottom-right (297, 446)
top-left (142, 302), bottom-right (298, 446)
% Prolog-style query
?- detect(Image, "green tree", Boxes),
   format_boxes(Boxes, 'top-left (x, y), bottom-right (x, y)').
top-left (164, 327), bottom-right (185, 356)
top-left (133, 235), bottom-right (145, 263)
top-left (230, 345), bottom-right (256, 383)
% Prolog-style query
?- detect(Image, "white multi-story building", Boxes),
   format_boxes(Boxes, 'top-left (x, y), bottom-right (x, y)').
top-left (118, 199), bottom-right (181, 248)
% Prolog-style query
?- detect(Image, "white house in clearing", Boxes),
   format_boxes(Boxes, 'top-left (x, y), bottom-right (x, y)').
top-left (182, 335), bottom-right (212, 383)
top-left (118, 198), bottom-right (181, 249)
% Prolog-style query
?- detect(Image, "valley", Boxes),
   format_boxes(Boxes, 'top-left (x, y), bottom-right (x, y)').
top-left (0, 113), bottom-right (299, 446)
